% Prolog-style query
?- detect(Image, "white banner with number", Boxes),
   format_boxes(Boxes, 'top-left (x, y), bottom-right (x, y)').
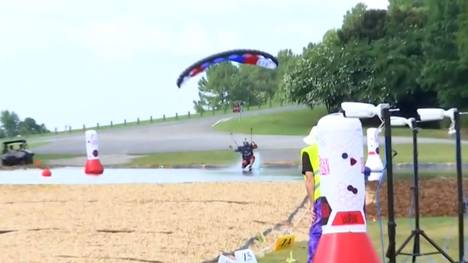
top-left (234, 249), bottom-right (257, 263)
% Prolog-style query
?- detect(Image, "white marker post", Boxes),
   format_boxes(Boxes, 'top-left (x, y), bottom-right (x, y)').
top-left (84, 130), bottom-right (104, 175)
top-left (365, 128), bottom-right (384, 181)
top-left (313, 113), bottom-right (380, 263)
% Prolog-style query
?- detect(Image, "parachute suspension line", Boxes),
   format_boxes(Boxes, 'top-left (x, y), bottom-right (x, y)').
top-left (230, 132), bottom-right (239, 147)
top-left (250, 128), bottom-right (253, 143)
top-left (375, 135), bottom-right (398, 263)
top-left (408, 163), bottom-right (416, 228)
top-left (375, 157), bottom-right (387, 263)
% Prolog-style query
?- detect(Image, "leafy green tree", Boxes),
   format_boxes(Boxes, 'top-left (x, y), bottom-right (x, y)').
top-left (389, 0), bottom-right (425, 11)
top-left (1, 110), bottom-right (19, 137)
top-left (421, 0), bottom-right (468, 108)
top-left (282, 0), bottom-right (466, 114)
top-left (338, 3), bottom-right (368, 43)
top-left (193, 99), bottom-right (206, 114)
top-left (233, 67), bottom-right (261, 106)
top-left (458, 0), bottom-right (468, 64)
top-left (1, 111), bottom-right (48, 137)
top-left (274, 49), bottom-right (299, 103)
top-left (285, 42), bottom-right (372, 112)
top-left (195, 63), bottom-right (239, 111)
top-left (285, 20), bottom-right (386, 112)
top-left (17, 117), bottom-right (48, 135)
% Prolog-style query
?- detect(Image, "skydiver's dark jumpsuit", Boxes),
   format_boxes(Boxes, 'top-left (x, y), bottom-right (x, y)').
top-left (235, 142), bottom-right (257, 170)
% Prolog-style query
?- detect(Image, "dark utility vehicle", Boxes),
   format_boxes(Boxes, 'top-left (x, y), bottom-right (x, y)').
top-left (1, 139), bottom-right (34, 166)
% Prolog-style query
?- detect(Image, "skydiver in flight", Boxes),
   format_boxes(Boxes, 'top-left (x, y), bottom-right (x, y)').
top-left (234, 138), bottom-right (258, 172)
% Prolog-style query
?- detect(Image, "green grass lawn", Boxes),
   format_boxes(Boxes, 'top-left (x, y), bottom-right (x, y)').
top-left (391, 143), bottom-right (468, 163)
top-left (34, 153), bottom-right (81, 161)
top-left (34, 142), bottom-right (467, 168)
top-left (215, 106), bottom-right (468, 137)
top-left (391, 127), bottom-right (461, 138)
top-left (127, 150), bottom-right (239, 168)
top-left (32, 153), bottom-right (82, 167)
top-left (259, 217), bottom-right (464, 263)
top-left (215, 107), bottom-right (328, 135)
top-left (354, 142), bottom-right (468, 165)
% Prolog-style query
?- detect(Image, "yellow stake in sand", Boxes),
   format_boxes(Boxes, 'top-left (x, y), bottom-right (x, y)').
top-left (285, 251), bottom-right (297, 263)
top-left (273, 234), bottom-right (295, 251)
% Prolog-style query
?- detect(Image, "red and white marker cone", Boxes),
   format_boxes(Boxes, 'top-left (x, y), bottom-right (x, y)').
top-left (314, 232), bottom-right (380, 263)
top-left (41, 167), bottom-right (52, 177)
top-left (84, 130), bottom-right (104, 175)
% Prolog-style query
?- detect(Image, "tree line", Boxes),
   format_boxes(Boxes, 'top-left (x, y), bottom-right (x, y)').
top-left (194, 0), bottom-right (468, 116)
top-left (0, 110), bottom-right (49, 138)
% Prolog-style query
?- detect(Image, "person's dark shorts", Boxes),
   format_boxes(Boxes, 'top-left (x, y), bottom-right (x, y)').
top-left (242, 155), bottom-right (255, 168)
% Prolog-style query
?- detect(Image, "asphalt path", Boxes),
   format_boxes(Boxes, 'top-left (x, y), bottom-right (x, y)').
top-left (33, 105), bottom-right (466, 164)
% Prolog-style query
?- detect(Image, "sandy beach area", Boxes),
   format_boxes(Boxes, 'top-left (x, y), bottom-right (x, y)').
top-left (0, 176), bottom-right (463, 262)
top-left (0, 182), bottom-right (309, 263)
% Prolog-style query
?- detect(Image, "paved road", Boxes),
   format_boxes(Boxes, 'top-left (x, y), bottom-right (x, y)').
top-left (34, 106), bottom-right (306, 162)
top-left (33, 105), bottom-right (466, 164)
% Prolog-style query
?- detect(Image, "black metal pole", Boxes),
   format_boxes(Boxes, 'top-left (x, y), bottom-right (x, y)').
top-left (454, 109), bottom-right (465, 263)
top-left (383, 107), bottom-right (396, 263)
top-left (412, 119), bottom-right (420, 263)
top-left (395, 119), bottom-right (455, 262)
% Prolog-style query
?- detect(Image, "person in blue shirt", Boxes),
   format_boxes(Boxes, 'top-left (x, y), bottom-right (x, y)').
top-left (235, 139), bottom-right (258, 171)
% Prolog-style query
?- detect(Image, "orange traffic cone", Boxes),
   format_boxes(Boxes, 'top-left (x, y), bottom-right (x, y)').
top-left (41, 167), bottom-right (52, 177)
top-left (85, 159), bottom-right (104, 175)
top-left (314, 232), bottom-right (380, 263)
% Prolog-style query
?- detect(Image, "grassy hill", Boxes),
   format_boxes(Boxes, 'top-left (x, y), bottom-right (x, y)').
top-left (215, 106), bottom-right (467, 138)
top-left (214, 107), bottom-right (328, 135)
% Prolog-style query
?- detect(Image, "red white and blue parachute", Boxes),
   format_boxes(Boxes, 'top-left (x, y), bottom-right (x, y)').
top-left (176, 49), bottom-right (279, 87)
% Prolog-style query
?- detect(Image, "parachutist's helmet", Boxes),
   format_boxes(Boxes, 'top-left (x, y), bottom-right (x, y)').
top-left (243, 140), bottom-right (249, 146)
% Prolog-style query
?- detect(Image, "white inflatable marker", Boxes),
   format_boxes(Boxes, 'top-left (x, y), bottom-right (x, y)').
top-left (315, 113), bottom-right (366, 234)
top-left (365, 128), bottom-right (384, 181)
top-left (314, 113), bottom-right (380, 263)
top-left (84, 130), bottom-right (104, 175)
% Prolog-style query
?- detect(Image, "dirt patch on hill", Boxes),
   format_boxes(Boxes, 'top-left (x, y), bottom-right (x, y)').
top-left (366, 177), bottom-right (467, 219)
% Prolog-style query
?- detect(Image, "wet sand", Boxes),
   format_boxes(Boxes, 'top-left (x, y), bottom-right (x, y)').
top-left (0, 182), bottom-right (307, 263)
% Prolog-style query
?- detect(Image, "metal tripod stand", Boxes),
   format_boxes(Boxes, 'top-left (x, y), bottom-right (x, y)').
top-left (395, 119), bottom-right (455, 262)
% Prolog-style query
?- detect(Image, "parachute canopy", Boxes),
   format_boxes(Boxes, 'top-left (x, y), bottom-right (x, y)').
top-left (176, 49), bottom-right (279, 88)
